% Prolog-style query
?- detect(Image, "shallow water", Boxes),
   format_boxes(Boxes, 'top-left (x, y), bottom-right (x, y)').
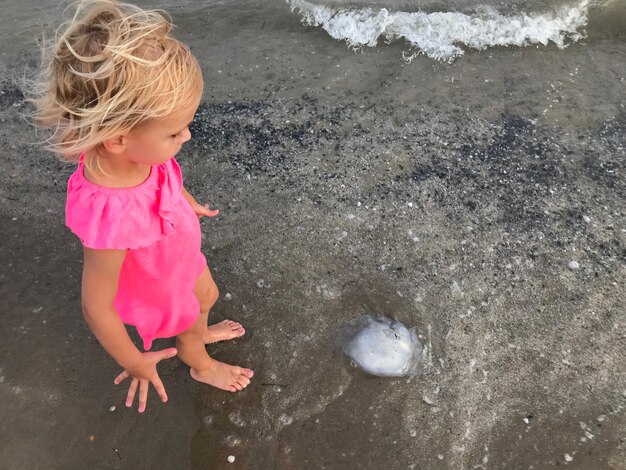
top-left (0, 1), bottom-right (624, 468)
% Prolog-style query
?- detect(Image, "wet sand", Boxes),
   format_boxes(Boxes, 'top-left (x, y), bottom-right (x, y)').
top-left (0, 0), bottom-right (625, 468)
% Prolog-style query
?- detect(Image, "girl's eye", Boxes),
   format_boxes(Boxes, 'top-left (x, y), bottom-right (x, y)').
top-left (172, 131), bottom-right (183, 138)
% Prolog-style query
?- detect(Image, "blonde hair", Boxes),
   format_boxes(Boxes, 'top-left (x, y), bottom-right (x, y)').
top-left (31, 0), bottom-right (203, 165)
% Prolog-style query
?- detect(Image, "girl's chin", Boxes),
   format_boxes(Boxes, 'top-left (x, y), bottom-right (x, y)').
top-left (138, 155), bottom-right (175, 165)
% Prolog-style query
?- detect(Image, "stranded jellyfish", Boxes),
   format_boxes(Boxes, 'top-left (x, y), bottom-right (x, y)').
top-left (341, 314), bottom-right (424, 377)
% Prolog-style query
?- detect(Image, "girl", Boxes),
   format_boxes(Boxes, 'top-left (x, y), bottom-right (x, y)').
top-left (33, 0), bottom-right (253, 412)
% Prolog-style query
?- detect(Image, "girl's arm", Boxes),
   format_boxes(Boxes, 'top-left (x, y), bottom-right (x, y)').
top-left (81, 247), bottom-right (143, 368)
top-left (82, 247), bottom-right (176, 412)
top-left (182, 186), bottom-right (219, 218)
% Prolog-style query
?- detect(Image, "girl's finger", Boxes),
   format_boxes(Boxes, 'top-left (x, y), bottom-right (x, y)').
top-left (202, 204), bottom-right (219, 217)
top-left (138, 379), bottom-right (149, 413)
top-left (126, 377), bottom-right (138, 408)
top-left (114, 370), bottom-right (129, 384)
top-left (155, 347), bottom-right (177, 362)
top-left (151, 376), bottom-right (168, 403)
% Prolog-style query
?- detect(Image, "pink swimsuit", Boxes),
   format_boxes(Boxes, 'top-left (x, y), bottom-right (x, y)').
top-left (66, 157), bottom-right (207, 350)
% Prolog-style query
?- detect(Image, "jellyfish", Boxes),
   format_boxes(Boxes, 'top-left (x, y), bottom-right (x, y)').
top-left (341, 314), bottom-right (424, 377)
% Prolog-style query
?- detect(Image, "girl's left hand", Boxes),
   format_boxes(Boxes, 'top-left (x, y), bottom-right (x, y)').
top-left (192, 203), bottom-right (220, 218)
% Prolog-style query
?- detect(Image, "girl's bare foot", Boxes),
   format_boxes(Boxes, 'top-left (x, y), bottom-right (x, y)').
top-left (203, 320), bottom-right (245, 344)
top-left (190, 360), bottom-right (253, 392)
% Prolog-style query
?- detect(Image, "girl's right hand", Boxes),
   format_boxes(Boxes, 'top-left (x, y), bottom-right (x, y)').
top-left (113, 347), bottom-right (178, 413)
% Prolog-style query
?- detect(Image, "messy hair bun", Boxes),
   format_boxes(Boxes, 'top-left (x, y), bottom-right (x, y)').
top-left (32, 0), bottom-right (203, 161)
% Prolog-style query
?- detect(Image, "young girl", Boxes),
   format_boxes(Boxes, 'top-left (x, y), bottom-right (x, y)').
top-left (33, 0), bottom-right (253, 412)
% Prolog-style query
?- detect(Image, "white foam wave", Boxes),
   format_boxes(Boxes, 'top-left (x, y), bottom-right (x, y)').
top-left (287, 0), bottom-right (591, 61)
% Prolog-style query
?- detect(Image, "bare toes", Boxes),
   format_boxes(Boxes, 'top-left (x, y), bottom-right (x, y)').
top-left (237, 378), bottom-right (250, 388)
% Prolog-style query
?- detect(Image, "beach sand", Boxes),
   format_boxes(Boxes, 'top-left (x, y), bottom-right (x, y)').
top-left (0, 0), bottom-right (624, 468)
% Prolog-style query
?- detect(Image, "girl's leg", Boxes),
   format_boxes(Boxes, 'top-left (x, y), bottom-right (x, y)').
top-left (176, 267), bottom-right (253, 392)
top-left (176, 314), bottom-right (253, 392)
top-left (196, 267), bottom-right (245, 344)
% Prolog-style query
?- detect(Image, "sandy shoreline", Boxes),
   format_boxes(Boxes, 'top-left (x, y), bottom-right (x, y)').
top-left (1, 0), bottom-right (625, 468)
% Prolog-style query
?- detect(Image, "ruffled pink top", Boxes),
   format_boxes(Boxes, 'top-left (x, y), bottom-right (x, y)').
top-left (66, 156), bottom-right (207, 350)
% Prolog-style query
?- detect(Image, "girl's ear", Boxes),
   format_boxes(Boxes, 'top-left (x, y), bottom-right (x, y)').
top-left (101, 134), bottom-right (127, 154)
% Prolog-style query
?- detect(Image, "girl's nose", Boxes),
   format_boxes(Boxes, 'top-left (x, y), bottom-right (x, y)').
top-left (181, 128), bottom-right (192, 143)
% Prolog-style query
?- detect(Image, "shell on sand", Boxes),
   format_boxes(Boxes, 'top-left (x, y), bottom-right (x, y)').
top-left (341, 314), bottom-right (423, 377)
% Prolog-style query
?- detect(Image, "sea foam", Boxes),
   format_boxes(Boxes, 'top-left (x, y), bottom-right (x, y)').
top-left (287, 0), bottom-right (591, 61)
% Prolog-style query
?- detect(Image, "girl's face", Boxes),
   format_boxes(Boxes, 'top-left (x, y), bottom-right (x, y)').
top-left (123, 103), bottom-right (199, 165)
